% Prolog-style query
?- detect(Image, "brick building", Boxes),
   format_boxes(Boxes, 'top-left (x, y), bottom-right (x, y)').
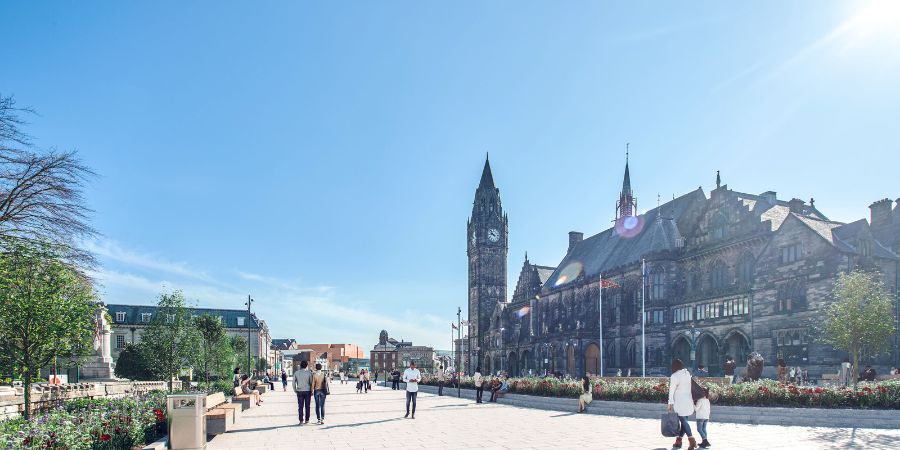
top-left (468, 156), bottom-right (899, 379)
top-left (295, 343), bottom-right (365, 371)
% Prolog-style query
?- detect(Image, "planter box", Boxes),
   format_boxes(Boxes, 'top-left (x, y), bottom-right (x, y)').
top-left (417, 384), bottom-right (900, 429)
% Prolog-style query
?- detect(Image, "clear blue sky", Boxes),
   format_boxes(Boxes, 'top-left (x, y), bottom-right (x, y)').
top-left (2, 1), bottom-right (898, 350)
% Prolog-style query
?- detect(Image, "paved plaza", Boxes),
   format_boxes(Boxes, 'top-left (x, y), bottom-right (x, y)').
top-left (206, 381), bottom-right (900, 450)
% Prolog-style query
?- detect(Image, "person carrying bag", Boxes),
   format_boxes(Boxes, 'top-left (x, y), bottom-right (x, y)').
top-left (311, 363), bottom-right (330, 425)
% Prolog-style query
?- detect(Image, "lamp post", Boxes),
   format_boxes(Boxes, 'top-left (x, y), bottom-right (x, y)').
top-left (689, 324), bottom-right (698, 372)
top-left (245, 295), bottom-right (254, 375)
top-left (499, 327), bottom-right (505, 375)
top-left (457, 307), bottom-right (462, 398)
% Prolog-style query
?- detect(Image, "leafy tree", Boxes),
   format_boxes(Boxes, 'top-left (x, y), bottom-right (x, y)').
top-left (141, 290), bottom-right (199, 391)
top-left (821, 270), bottom-right (897, 388)
top-left (113, 343), bottom-right (153, 380)
top-left (0, 238), bottom-right (95, 419)
top-left (256, 357), bottom-right (269, 373)
top-left (230, 335), bottom-right (247, 372)
top-left (194, 314), bottom-right (225, 387)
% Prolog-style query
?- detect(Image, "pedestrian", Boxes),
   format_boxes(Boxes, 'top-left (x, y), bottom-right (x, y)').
top-left (312, 363), bottom-right (330, 425)
top-left (281, 370), bottom-right (288, 391)
top-left (777, 358), bottom-right (787, 383)
top-left (240, 375), bottom-right (263, 406)
top-left (360, 369), bottom-right (369, 393)
top-left (694, 384), bottom-right (712, 449)
top-left (233, 367), bottom-right (241, 388)
top-left (392, 369), bottom-right (401, 390)
top-left (340, 370), bottom-right (346, 384)
top-left (264, 371), bottom-right (275, 391)
top-left (694, 365), bottom-right (708, 378)
top-left (667, 358), bottom-right (697, 450)
top-left (723, 356), bottom-right (736, 384)
top-left (840, 358), bottom-right (852, 386)
top-left (473, 367), bottom-right (484, 404)
top-left (489, 374), bottom-right (508, 402)
top-left (403, 361), bottom-right (421, 419)
top-left (437, 365), bottom-right (445, 396)
top-left (374, 370), bottom-right (379, 385)
top-left (293, 361), bottom-right (313, 425)
top-left (859, 365), bottom-right (877, 382)
top-left (577, 376), bottom-right (592, 413)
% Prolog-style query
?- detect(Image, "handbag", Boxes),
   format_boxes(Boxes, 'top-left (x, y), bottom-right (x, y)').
top-left (661, 411), bottom-right (680, 437)
top-left (690, 376), bottom-right (707, 403)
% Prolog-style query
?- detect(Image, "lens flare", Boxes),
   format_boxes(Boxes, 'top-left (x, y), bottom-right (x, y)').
top-left (516, 306), bottom-right (531, 318)
top-left (615, 215), bottom-right (645, 239)
top-left (554, 261), bottom-right (584, 287)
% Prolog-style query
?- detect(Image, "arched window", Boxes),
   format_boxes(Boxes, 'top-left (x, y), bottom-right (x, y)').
top-left (710, 213), bottom-right (727, 240)
top-left (737, 253), bottom-right (755, 287)
top-left (687, 265), bottom-right (702, 293)
top-left (651, 267), bottom-right (665, 300)
top-left (711, 260), bottom-right (729, 289)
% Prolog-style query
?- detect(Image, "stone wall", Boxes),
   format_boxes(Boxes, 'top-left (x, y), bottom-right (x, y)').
top-left (0, 380), bottom-right (178, 421)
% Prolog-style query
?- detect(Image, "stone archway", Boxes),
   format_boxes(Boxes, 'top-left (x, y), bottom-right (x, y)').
top-left (522, 350), bottom-right (533, 375)
top-left (566, 345), bottom-right (576, 375)
top-left (585, 343), bottom-right (601, 376)
top-left (724, 330), bottom-right (751, 368)
top-left (508, 351), bottom-right (519, 376)
top-left (671, 335), bottom-right (691, 368)
top-left (697, 334), bottom-right (720, 374)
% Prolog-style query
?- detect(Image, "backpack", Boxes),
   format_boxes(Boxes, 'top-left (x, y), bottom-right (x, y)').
top-left (690, 376), bottom-right (708, 403)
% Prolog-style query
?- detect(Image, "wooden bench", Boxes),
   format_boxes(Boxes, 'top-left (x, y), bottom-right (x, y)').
top-left (232, 387), bottom-right (254, 411)
top-left (205, 392), bottom-right (234, 435)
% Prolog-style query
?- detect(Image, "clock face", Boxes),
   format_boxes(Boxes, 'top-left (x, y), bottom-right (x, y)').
top-left (488, 228), bottom-right (500, 242)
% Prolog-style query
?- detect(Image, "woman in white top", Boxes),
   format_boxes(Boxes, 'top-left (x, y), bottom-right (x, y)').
top-left (667, 359), bottom-right (697, 450)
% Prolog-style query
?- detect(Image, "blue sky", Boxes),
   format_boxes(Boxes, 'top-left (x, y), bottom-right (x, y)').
top-left (2, 1), bottom-right (898, 350)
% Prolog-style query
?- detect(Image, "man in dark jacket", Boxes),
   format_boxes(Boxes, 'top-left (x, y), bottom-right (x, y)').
top-left (391, 369), bottom-right (401, 390)
top-left (859, 366), bottom-right (877, 382)
top-left (723, 356), bottom-right (737, 383)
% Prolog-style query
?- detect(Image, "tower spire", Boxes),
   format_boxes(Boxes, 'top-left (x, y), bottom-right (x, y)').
top-left (616, 144), bottom-right (636, 219)
top-left (716, 170), bottom-right (721, 189)
top-left (478, 153), bottom-right (495, 190)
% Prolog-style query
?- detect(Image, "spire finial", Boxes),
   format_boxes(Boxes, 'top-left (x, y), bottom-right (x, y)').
top-left (626, 142), bottom-right (629, 162)
top-left (716, 170), bottom-right (721, 189)
top-left (525, 250), bottom-right (528, 261)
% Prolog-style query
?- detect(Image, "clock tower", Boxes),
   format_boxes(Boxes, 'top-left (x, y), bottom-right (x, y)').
top-left (467, 155), bottom-right (508, 374)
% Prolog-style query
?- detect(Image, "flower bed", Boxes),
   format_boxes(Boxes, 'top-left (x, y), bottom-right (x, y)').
top-left (421, 375), bottom-right (900, 409)
top-left (0, 390), bottom-right (169, 449)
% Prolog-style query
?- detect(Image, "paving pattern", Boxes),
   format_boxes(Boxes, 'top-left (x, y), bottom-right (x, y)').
top-left (206, 380), bottom-right (900, 450)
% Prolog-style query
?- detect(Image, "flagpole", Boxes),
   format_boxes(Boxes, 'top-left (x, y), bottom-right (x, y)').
top-left (641, 258), bottom-right (646, 378)
top-left (599, 272), bottom-right (604, 377)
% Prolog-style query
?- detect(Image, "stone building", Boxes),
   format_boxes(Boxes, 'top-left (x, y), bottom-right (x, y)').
top-left (371, 330), bottom-right (436, 375)
top-left (468, 156), bottom-right (899, 378)
top-left (107, 304), bottom-right (273, 371)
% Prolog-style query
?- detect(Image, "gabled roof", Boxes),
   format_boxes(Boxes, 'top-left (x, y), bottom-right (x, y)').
top-left (535, 266), bottom-right (556, 284)
top-left (543, 188), bottom-right (704, 289)
top-left (791, 215), bottom-right (899, 260)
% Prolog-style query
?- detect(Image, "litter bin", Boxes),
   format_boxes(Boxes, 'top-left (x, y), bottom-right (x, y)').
top-left (167, 394), bottom-right (206, 449)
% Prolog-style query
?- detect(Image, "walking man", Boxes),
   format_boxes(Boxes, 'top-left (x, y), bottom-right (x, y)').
top-left (723, 356), bottom-right (736, 384)
top-left (391, 369), bottom-right (401, 390)
top-left (293, 361), bottom-right (313, 425)
top-left (403, 361), bottom-right (421, 419)
top-left (312, 363), bottom-right (330, 425)
top-left (281, 370), bottom-right (288, 391)
top-left (437, 365), bottom-right (445, 396)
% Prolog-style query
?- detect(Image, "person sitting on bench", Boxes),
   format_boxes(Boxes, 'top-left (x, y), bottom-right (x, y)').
top-left (489, 375), bottom-right (509, 402)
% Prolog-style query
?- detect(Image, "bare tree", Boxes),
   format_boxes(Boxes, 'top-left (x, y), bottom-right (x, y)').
top-left (0, 94), bottom-right (97, 266)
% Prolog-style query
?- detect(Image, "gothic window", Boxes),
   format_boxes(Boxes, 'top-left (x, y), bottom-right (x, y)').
top-left (710, 213), bottom-right (727, 240)
top-left (777, 281), bottom-right (806, 312)
top-left (722, 297), bottom-right (749, 317)
top-left (688, 266), bottom-right (702, 293)
top-left (711, 260), bottom-right (729, 289)
top-left (650, 268), bottom-right (665, 300)
top-left (737, 253), bottom-right (755, 287)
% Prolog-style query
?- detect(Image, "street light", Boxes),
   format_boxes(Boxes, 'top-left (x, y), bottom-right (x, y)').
top-left (245, 295), bottom-right (254, 376)
top-left (689, 324), bottom-right (698, 372)
top-left (499, 327), bottom-right (505, 375)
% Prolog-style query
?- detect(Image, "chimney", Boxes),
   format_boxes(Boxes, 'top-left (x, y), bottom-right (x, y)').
top-left (870, 199), bottom-right (893, 227)
top-left (568, 231), bottom-right (584, 252)
top-left (761, 191), bottom-right (777, 206)
top-left (788, 198), bottom-right (805, 214)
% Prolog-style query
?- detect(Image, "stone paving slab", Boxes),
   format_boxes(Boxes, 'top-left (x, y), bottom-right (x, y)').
top-left (206, 380), bottom-right (900, 450)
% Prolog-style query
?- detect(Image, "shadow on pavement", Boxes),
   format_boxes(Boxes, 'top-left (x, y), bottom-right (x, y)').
top-left (320, 417), bottom-right (403, 429)
top-left (549, 412), bottom-right (579, 418)
top-left (810, 428), bottom-right (900, 449)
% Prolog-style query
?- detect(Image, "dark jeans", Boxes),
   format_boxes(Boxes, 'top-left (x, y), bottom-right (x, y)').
top-left (475, 385), bottom-right (484, 403)
top-left (392, 379), bottom-right (399, 390)
top-left (696, 419), bottom-right (707, 439)
top-left (405, 391), bottom-right (417, 416)
top-left (490, 388), bottom-right (506, 402)
top-left (678, 415), bottom-right (693, 437)
top-left (314, 390), bottom-right (327, 420)
top-left (296, 391), bottom-right (311, 422)
top-left (438, 380), bottom-right (444, 396)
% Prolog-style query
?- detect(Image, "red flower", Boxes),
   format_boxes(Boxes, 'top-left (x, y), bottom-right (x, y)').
top-left (100, 434), bottom-right (112, 442)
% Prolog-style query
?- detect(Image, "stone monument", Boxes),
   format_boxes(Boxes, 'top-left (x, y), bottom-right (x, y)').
top-left (81, 302), bottom-right (116, 380)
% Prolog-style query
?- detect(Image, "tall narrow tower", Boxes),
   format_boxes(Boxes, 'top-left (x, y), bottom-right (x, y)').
top-left (467, 155), bottom-right (508, 373)
top-left (616, 150), bottom-right (637, 219)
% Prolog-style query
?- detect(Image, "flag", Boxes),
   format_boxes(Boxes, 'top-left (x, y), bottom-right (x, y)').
top-left (601, 279), bottom-right (620, 289)
top-left (451, 323), bottom-right (458, 330)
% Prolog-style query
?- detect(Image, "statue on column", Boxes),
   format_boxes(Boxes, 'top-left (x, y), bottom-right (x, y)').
top-left (81, 302), bottom-right (116, 380)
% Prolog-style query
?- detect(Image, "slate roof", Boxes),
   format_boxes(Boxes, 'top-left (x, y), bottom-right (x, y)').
top-left (792, 216), bottom-right (899, 259)
top-left (271, 338), bottom-right (296, 350)
top-left (543, 188), bottom-right (705, 290)
top-left (106, 304), bottom-right (261, 329)
top-left (534, 266), bottom-right (556, 285)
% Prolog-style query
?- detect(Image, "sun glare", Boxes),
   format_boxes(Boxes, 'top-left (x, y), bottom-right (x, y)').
top-left (841, 0), bottom-right (900, 46)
